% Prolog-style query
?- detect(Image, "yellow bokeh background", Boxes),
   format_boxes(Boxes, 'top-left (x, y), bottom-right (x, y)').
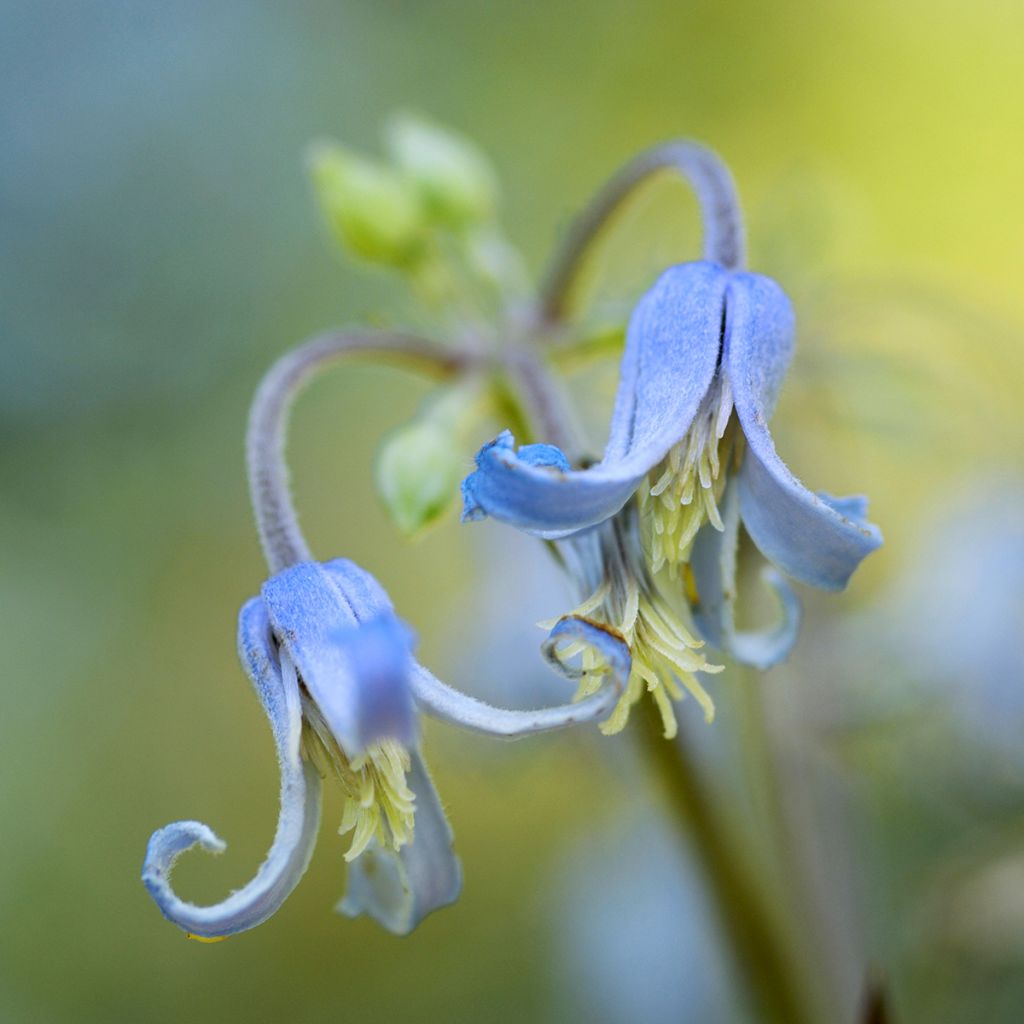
top-left (2, 2), bottom-right (1022, 1022)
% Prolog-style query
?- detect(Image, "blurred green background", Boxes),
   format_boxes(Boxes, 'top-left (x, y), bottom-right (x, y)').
top-left (3, 2), bottom-right (1023, 1022)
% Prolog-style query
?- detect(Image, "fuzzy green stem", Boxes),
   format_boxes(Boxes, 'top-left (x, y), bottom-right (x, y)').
top-left (538, 140), bottom-right (746, 324)
top-left (246, 330), bottom-right (471, 575)
top-left (637, 698), bottom-right (819, 1024)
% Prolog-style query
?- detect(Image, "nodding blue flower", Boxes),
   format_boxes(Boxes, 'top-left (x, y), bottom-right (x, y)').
top-left (143, 558), bottom-right (628, 939)
top-left (462, 260), bottom-right (882, 733)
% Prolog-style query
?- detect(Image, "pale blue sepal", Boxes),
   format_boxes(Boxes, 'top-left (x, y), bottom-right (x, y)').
top-left (541, 614), bottom-right (632, 683)
top-left (261, 562), bottom-right (417, 755)
top-left (729, 569), bottom-right (802, 670)
top-left (411, 631), bottom-right (625, 738)
top-left (322, 557), bottom-right (394, 619)
top-left (460, 262), bottom-right (729, 538)
top-left (339, 749), bottom-right (461, 935)
top-left (141, 600), bottom-right (322, 938)
top-left (691, 480), bottom-right (802, 669)
top-left (726, 272), bottom-right (882, 591)
top-left (322, 557), bottom-right (626, 737)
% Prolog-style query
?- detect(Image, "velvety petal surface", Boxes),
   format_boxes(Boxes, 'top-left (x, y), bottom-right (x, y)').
top-left (322, 557), bottom-right (394, 619)
top-left (461, 261), bottom-right (729, 538)
top-left (141, 599), bottom-right (322, 938)
top-left (726, 272), bottom-right (883, 590)
top-left (261, 561), bottom-right (417, 755)
top-left (690, 480), bottom-right (802, 669)
top-left (339, 749), bottom-right (461, 935)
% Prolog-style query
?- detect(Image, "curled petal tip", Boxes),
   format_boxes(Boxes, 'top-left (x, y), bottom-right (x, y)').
top-left (515, 443), bottom-right (572, 472)
top-left (725, 272), bottom-right (882, 591)
top-left (691, 483), bottom-right (801, 668)
top-left (542, 614), bottom-right (632, 687)
top-left (459, 433), bottom-right (635, 539)
top-left (143, 820), bottom-right (227, 873)
top-left (728, 567), bottom-right (803, 670)
top-left (141, 754), bottom-right (322, 940)
top-left (459, 475), bottom-right (487, 522)
top-left (140, 600), bottom-right (322, 941)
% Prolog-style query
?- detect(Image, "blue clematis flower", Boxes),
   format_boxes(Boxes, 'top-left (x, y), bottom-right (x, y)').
top-left (462, 260), bottom-right (881, 730)
top-left (143, 558), bottom-right (628, 938)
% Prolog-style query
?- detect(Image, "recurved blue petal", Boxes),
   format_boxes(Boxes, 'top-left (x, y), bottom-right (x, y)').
top-left (261, 561), bottom-right (417, 755)
top-left (141, 598), bottom-right (322, 939)
top-left (339, 749), bottom-right (461, 935)
top-left (690, 480), bottom-right (802, 669)
top-left (726, 272), bottom-right (882, 590)
top-left (540, 613), bottom-right (632, 684)
top-left (461, 262), bottom-right (729, 538)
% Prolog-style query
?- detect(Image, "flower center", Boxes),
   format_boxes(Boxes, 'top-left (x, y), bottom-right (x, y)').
top-left (641, 376), bottom-right (735, 576)
top-left (546, 515), bottom-right (723, 739)
top-left (301, 699), bottom-right (416, 862)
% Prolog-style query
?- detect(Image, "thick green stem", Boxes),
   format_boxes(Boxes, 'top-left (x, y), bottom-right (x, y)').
top-left (637, 698), bottom-right (819, 1024)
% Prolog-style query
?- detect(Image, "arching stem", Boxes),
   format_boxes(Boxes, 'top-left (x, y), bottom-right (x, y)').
top-left (538, 140), bottom-right (746, 324)
top-left (246, 330), bottom-right (471, 575)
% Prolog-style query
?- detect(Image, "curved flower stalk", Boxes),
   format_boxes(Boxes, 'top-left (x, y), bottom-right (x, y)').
top-left (462, 145), bottom-right (881, 728)
top-left (142, 331), bottom-right (628, 939)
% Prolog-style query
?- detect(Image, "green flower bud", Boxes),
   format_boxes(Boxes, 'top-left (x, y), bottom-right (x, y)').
top-left (307, 140), bottom-right (426, 267)
top-left (376, 418), bottom-right (465, 537)
top-left (386, 113), bottom-right (498, 228)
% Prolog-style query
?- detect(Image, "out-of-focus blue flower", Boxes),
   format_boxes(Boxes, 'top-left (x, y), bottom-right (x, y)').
top-left (837, 479), bottom-right (1024, 760)
top-left (462, 261), bottom-right (881, 731)
top-left (553, 813), bottom-right (747, 1024)
top-left (143, 559), bottom-right (628, 938)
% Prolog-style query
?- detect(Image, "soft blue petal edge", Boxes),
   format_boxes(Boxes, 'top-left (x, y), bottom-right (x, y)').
top-left (338, 748), bottom-right (462, 935)
top-left (141, 599), bottom-right (322, 938)
top-left (727, 272), bottom-right (883, 590)
top-left (460, 261), bottom-right (729, 537)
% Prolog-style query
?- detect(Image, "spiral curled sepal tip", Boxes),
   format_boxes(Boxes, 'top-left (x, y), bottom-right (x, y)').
top-left (141, 597), bottom-right (322, 939)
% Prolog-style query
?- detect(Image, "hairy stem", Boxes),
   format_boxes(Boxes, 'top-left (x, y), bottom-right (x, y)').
top-left (638, 698), bottom-right (818, 1024)
top-left (538, 140), bottom-right (746, 324)
top-left (246, 330), bottom-right (470, 575)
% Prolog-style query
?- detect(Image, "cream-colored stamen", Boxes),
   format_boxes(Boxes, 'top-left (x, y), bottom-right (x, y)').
top-left (301, 698), bottom-right (415, 862)
top-left (549, 517), bottom-right (723, 738)
top-left (642, 378), bottom-right (735, 576)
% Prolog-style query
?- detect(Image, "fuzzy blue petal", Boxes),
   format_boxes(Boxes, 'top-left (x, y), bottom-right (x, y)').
top-left (322, 557), bottom-right (395, 619)
top-left (261, 562), bottom-right (417, 756)
top-left (461, 262), bottom-right (729, 537)
top-left (540, 614), bottom-right (632, 684)
top-left (728, 569), bottom-right (802, 670)
top-left (726, 272), bottom-right (883, 590)
top-left (690, 480), bottom-right (802, 669)
top-left (339, 749), bottom-right (461, 935)
top-left (141, 599), bottom-right (322, 938)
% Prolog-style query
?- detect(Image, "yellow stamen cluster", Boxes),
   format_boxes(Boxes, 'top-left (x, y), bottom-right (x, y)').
top-left (544, 573), bottom-right (723, 740)
top-left (641, 379), bottom-right (735, 576)
top-left (301, 701), bottom-right (416, 862)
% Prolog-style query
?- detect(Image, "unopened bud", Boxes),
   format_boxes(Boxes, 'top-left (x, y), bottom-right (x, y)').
top-left (376, 418), bottom-right (465, 537)
top-left (308, 141), bottom-right (425, 267)
top-left (386, 113), bottom-right (498, 228)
